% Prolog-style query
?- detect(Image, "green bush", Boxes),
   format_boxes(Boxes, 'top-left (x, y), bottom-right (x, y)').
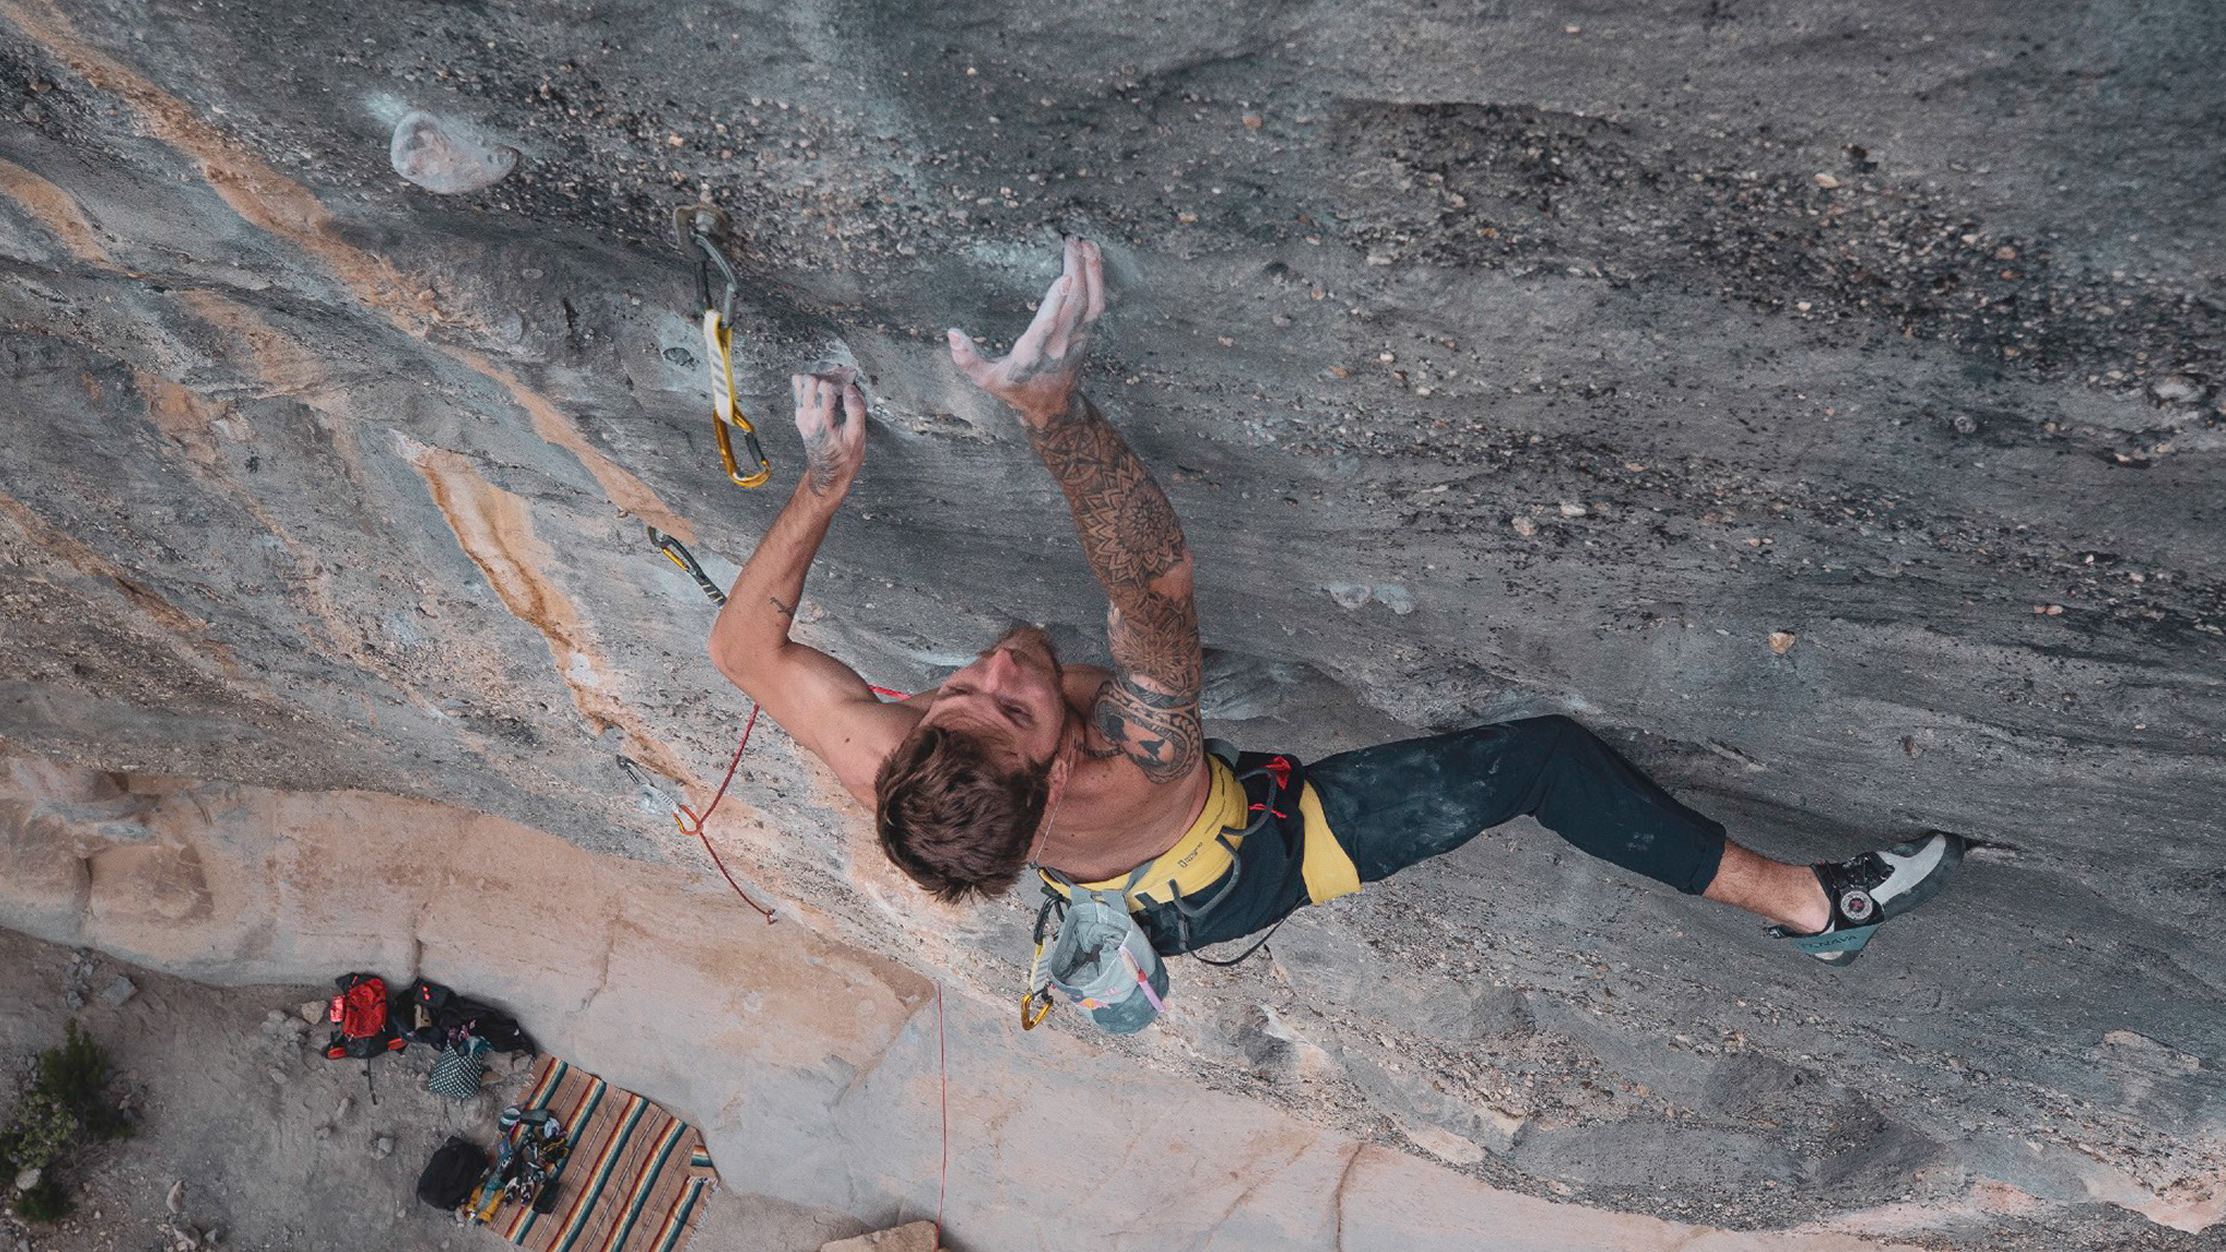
top-left (37, 1021), bottom-right (129, 1142)
top-left (13, 1175), bottom-right (73, 1223)
top-left (1, 1090), bottom-right (77, 1173)
top-left (1, 1020), bottom-right (136, 1224)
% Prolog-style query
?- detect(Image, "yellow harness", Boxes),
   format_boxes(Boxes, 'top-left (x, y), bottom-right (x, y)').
top-left (1039, 754), bottom-right (1361, 911)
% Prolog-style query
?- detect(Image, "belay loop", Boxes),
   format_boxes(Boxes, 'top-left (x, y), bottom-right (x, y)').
top-left (674, 204), bottom-right (770, 488)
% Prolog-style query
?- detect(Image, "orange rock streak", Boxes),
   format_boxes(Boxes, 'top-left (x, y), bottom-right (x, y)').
top-left (0, 0), bottom-right (690, 540)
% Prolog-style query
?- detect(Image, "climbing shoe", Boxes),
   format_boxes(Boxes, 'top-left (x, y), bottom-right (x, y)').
top-left (1770, 831), bottom-right (1966, 966)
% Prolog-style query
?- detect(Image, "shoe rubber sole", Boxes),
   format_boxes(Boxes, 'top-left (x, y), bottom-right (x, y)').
top-left (1786, 831), bottom-right (1968, 967)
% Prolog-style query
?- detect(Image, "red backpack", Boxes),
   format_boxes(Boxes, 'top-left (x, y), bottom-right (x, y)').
top-left (324, 973), bottom-right (407, 1060)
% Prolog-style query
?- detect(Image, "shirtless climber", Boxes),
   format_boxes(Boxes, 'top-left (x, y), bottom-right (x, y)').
top-left (706, 237), bottom-right (1963, 1003)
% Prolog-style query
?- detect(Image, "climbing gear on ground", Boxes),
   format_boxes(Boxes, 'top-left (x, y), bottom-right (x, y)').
top-left (395, 977), bottom-right (453, 1046)
top-left (1026, 865), bottom-right (1169, 1035)
top-left (323, 973), bottom-right (407, 1060)
top-left (468, 1107), bottom-right (571, 1223)
top-left (647, 525), bottom-right (727, 605)
top-left (416, 1135), bottom-right (488, 1210)
top-left (393, 978), bottom-right (538, 1054)
top-left (1769, 831), bottom-right (1967, 966)
top-left (675, 204), bottom-right (770, 488)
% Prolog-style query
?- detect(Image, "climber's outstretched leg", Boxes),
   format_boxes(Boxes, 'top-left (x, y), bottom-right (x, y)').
top-left (1304, 714), bottom-right (1963, 965)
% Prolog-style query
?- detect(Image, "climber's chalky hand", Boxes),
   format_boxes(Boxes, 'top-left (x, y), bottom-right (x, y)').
top-left (792, 367), bottom-right (866, 497)
top-left (947, 235), bottom-right (1106, 427)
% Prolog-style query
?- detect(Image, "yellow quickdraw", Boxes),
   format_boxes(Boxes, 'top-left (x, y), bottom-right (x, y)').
top-left (676, 204), bottom-right (771, 489)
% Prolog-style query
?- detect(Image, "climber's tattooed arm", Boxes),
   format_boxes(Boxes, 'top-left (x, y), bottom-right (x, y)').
top-left (946, 236), bottom-right (1202, 782)
top-left (716, 370), bottom-right (866, 664)
top-left (1028, 393), bottom-right (1203, 783)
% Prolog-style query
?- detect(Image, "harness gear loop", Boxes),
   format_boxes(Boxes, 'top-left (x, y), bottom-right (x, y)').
top-left (646, 525), bottom-right (727, 606)
top-left (674, 204), bottom-right (771, 489)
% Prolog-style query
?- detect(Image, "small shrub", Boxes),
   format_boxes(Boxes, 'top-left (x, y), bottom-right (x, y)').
top-left (13, 1175), bottom-right (73, 1223)
top-left (0, 1020), bottom-right (137, 1223)
top-left (2, 1090), bottom-right (77, 1173)
top-left (37, 1021), bottom-right (128, 1140)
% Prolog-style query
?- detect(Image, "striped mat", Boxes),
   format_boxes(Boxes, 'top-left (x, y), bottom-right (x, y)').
top-left (491, 1055), bottom-right (719, 1252)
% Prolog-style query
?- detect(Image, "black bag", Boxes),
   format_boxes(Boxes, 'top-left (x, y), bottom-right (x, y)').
top-left (394, 978), bottom-right (456, 1046)
top-left (416, 1136), bottom-right (487, 1209)
top-left (450, 1002), bottom-right (536, 1055)
top-left (395, 979), bottom-right (537, 1055)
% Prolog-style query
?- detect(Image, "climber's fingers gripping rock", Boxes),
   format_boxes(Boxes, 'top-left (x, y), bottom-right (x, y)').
top-left (947, 235), bottom-right (1107, 427)
top-left (791, 366), bottom-right (866, 497)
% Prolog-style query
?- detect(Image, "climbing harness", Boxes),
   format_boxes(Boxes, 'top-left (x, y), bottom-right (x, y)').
top-left (646, 525), bottom-right (727, 606)
top-left (1019, 745), bottom-right (1363, 1032)
top-left (675, 204), bottom-right (771, 488)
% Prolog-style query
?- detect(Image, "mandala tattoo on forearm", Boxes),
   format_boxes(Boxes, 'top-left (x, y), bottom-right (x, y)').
top-left (1026, 395), bottom-right (1190, 591)
top-left (1029, 394), bottom-right (1204, 779)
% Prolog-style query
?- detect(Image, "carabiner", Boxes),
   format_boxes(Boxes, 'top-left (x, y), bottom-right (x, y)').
top-left (1021, 892), bottom-right (1065, 1031)
top-left (1020, 988), bottom-right (1055, 1031)
top-left (617, 755), bottom-right (686, 825)
top-left (618, 754), bottom-right (710, 837)
top-left (646, 525), bottom-right (727, 606)
top-left (702, 308), bottom-right (771, 488)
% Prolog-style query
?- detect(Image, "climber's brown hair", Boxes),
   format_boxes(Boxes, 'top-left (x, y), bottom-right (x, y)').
top-left (874, 722), bottom-right (1051, 903)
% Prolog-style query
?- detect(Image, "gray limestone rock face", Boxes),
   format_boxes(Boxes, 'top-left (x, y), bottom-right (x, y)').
top-left (0, 0), bottom-right (2222, 1246)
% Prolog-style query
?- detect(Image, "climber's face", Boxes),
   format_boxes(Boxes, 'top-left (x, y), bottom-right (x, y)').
top-left (918, 626), bottom-right (1068, 767)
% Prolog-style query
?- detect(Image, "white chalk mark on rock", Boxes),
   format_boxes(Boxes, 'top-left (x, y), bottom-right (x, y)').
top-left (390, 111), bottom-right (517, 194)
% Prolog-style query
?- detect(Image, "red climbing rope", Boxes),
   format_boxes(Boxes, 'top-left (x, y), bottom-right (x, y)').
top-left (678, 686), bottom-right (913, 921)
top-left (674, 685), bottom-right (946, 1242)
top-left (673, 702), bottom-right (776, 922)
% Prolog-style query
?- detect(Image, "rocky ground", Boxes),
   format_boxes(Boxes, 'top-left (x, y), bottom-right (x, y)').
top-left (0, 928), bottom-right (871, 1252)
top-left (1, 0), bottom-right (2221, 1246)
